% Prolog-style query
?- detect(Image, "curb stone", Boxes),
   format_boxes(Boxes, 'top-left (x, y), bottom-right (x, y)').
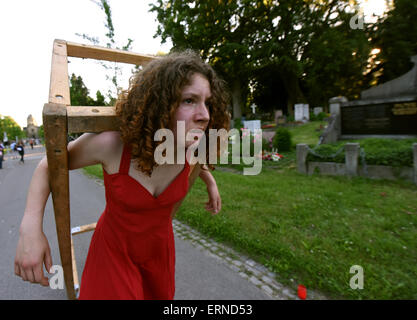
top-left (172, 219), bottom-right (328, 300)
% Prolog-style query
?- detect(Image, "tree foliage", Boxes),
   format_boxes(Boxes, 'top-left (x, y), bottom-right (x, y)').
top-left (70, 73), bottom-right (107, 106)
top-left (368, 0), bottom-right (417, 86)
top-left (76, 0), bottom-right (134, 103)
top-left (0, 115), bottom-right (25, 142)
top-left (150, 0), bottom-right (371, 117)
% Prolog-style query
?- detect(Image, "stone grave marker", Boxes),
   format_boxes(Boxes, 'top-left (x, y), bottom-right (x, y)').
top-left (313, 107), bottom-right (323, 115)
top-left (295, 104), bottom-right (310, 122)
top-left (243, 120), bottom-right (261, 133)
top-left (274, 110), bottom-right (285, 125)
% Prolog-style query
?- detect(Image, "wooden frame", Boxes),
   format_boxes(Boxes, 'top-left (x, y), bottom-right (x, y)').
top-left (43, 39), bottom-right (202, 300)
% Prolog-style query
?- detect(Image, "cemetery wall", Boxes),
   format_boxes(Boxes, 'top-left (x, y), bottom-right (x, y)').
top-left (296, 143), bottom-right (417, 185)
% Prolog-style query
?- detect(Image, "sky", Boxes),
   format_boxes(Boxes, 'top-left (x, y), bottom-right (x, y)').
top-left (0, 0), bottom-right (387, 129)
top-left (0, 0), bottom-right (173, 128)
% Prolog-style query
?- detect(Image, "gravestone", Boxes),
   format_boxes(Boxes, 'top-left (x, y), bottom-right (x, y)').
top-left (243, 120), bottom-right (261, 133)
top-left (313, 107), bottom-right (323, 115)
top-left (322, 55), bottom-right (417, 142)
top-left (295, 104), bottom-right (310, 122)
top-left (341, 102), bottom-right (417, 135)
top-left (341, 55), bottom-right (417, 136)
top-left (274, 110), bottom-right (285, 125)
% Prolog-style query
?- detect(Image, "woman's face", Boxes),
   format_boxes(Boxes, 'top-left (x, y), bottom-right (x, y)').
top-left (172, 73), bottom-right (211, 149)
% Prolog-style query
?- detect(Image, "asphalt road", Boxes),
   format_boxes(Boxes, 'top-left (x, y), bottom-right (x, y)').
top-left (0, 145), bottom-right (272, 300)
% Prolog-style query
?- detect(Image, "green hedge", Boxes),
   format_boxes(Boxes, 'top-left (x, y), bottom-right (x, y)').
top-left (273, 127), bottom-right (292, 152)
top-left (306, 138), bottom-right (417, 167)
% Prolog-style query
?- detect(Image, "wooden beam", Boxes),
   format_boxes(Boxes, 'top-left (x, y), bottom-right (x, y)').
top-left (43, 102), bottom-right (76, 300)
top-left (71, 222), bottom-right (97, 236)
top-left (70, 237), bottom-right (80, 296)
top-left (49, 40), bottom-right (70, 105)
top-left (66, 40), bottom-right (156, 65)
top-left (67, 106), bottom-right (120, 133)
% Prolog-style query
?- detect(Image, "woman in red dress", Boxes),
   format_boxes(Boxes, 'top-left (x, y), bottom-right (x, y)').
top-left (14, 50), bottom-right (230, 299)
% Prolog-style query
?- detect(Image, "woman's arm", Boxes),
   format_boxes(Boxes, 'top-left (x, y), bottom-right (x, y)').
top-left (15, 132), bottom-right (118, 286)
top-left (199, 166), bottom-right (221, 215)
top-left (15, 156), bottom-right (52, 286)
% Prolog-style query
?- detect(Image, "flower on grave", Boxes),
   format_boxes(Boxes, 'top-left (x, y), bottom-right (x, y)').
top-left (271, 153), bottom-right (283, 161)
top-left (261, 151), bottom-right (284, 161)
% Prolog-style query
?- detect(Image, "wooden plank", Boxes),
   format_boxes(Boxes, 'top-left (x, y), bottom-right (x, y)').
top-left (171, 164), bottom-right (202, 219)
top-left (71, 222), bottom-right (97, 236)
top-left (66, 40), bottom-right (156, 65)
top-left (67, 106), bottom-right (120, 133)
top-left (70, 237), bottom-right (80, 296)
top-left (42, 102), bottom-right (76, 300)
top-left (49, 40), bottom-right (70, 105)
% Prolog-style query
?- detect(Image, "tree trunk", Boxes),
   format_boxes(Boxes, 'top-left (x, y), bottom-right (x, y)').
top-left (231, 78), bottom-right (243, 119)
top-left (280, 71), bottom-right (306, 117)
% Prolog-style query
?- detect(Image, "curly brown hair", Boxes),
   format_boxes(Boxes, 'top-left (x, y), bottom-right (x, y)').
top-left (115, 50), bottom-right (230, 176)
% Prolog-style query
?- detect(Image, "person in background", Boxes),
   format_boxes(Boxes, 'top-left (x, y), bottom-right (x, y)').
top-left (0, 142), bottom-right (4, 169)
top-left (16, 140), bottom-right (24, 164)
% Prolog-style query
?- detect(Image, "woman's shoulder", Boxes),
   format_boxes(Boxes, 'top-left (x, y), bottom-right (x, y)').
top-left (95, 131), bottom-right (122, 146)
top-left (95, 131), bottom-right (125, 173)
top-left (94, 131), bottom-right (123, 155)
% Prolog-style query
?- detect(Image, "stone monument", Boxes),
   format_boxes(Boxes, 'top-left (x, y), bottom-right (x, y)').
top-left (321, 55), bottom-right (417, 143)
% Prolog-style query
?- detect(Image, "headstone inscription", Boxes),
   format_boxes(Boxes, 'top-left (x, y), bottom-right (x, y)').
top-left (341, 101), bottom-right (417, 135)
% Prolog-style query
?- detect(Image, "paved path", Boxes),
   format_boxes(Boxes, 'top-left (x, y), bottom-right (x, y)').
top-left (0, 145), bottom-right (313, 300)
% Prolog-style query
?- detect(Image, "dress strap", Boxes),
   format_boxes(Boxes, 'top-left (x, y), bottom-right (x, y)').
top-left (118, 144), bottom-right (131, 175)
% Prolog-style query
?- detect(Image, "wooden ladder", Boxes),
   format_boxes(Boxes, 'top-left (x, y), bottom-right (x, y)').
top-left (43, 39), bottom-right (201, 299)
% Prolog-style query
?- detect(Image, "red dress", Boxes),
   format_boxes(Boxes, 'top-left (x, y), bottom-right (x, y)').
top-left (78, 144), bottom-right (190, 300)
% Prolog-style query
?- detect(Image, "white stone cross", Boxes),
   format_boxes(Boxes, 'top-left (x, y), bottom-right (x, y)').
top-left (250, 104), bottom-right (257, 114)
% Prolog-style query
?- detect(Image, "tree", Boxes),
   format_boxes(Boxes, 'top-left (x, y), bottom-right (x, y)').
top-left (150, 0), bottom-right (371, 118)
top-left (151, 0), bottom-right (252, 119)
top-left (70, 73), bottom-right (107, 106)
top-left (367, 0), bottom-right (417, 86)
top-left (76, 0), bottom-right (134, 102)
top-left (0, 115), bottom-right (25, 142)
top-left (301, 8), bottom-right (371, 103)
top-left (38, 125), bottom-right (44, 139)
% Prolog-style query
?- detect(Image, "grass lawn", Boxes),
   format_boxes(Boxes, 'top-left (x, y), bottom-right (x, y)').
top-left (83, 121), bottom-right (417, 299)
top-left (287, 121), bottom-right (327, 146)
top-left (177, 166), bottom-right (417, 299)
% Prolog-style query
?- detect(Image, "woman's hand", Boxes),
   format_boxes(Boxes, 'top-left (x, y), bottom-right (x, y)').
top-left (205, 184), bottom-right (221, 215)
top-left (15, 221), bottom-right (53, 287)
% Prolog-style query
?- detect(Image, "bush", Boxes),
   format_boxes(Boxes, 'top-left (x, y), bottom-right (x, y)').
top-left (306, 138), bottom-right (417, 167)
top-left (233, 118), bottom-right (243, 131)
top-left (273, 128), bottom-right (292, 152)
top-left (262, 138), bottom-right (272, 151)
top-left (306, 143), bottom-right (345, 163)
top-left (310, 111), bottom-right (328, 121)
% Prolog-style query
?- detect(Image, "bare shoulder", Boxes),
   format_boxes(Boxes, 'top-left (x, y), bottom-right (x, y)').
top-left (89, 131), bottom-right (123, 162)
top-left (94, 131), bottom-right (122, 150)
top-left (68, 131), bottom-right (123, 171)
